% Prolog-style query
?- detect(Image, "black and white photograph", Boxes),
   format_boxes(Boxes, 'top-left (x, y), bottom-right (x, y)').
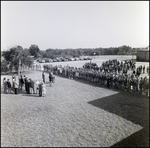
top-left (1, 1), bottom-right (149, 147)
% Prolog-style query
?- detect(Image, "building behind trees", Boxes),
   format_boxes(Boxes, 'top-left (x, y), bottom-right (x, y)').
top-left (136, 46), bottom-right (149, 62)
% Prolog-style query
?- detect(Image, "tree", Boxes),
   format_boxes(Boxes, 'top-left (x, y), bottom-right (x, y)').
top-left (40, 50), bottom-right (47, 58)
top-left (1, 59), bottom-right (9, 73)
top-left (20, 48), bottom-right (33, 67)
top-left (113, 48), bottom-right (119, 55)
top-left (2, 45), bottom-right (23, 71)
top-left (2, 46), bottom-right (33, 72)
top-left (118, 45), bottom-right (132, 55)
top-left (29, 44), bottom-right (41, 58)
top-left (45, 49), bottom-right (55, 59)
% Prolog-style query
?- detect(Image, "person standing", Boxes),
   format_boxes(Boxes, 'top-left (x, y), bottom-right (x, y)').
top-left (146, 66), bottom-right (149, 75)
top-left (19, 75), bottom-right (24, 91)
top-left (107, 75), bottom-right (110, 88)
top-left (49, 72), bottom-right (53, 86)
top-left (22, 75), bottom-right (26, 91)
top-left (24, 76), bottom-right (28, 93)
top-left (31, 79), bottom-right (35, 94)
top-left (34, 81), bottom-right (39, 94)
top-left (3, 77), bottom-right (7, 94)
top-left (42, 83), bottom-right (46, 97)
top-left (42, 72), bottom-right (45, 83)
top-left (27, 78), bottom-right (30, 94)
top-left (139, 77), bottom-right (143, 94)
top-left (6, 79), bottom-right (12, 94)
top-left (24, 76), bottom-right (30, 94)
top-left (143, 65), bottom-right (145, 74)
top-left (29, 79), bottom-right (35, 94)
top-left (39, 82), bottom-right (43, 97)
top-left (14, 78), bottom-right (19, 94)
top-left (12, 76), bottom-right (16, 92)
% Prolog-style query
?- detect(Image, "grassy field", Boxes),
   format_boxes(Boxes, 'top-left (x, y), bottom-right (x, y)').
top-left (1, 70), bottom-right (149, 147)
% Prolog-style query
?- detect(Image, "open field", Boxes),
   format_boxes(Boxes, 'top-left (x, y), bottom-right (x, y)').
top-left (1, 70), bottom-right (149, 147)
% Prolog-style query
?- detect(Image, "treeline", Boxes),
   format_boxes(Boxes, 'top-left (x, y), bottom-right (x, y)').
top-left (1, 44), bottom-right (142, 73)
top-left (43, 45), bottom-right (140, 59)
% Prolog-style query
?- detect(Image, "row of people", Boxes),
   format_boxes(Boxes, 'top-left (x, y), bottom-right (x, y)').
top-left (43, 59), bottom-right (149, 96)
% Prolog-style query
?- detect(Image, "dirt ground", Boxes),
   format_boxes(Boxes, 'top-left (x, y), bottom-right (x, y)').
top-left (1, 70), bottom-right (149, 147)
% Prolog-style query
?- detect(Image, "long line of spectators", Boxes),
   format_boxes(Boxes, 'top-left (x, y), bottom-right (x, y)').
top-left (44, 59), bottom-right (149, 96)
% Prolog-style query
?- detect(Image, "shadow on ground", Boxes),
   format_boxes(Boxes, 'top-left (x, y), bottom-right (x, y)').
top-left (88, 91), bottom-right (149, 147)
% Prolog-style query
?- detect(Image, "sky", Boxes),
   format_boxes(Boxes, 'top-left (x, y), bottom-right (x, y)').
top-left (1, 1), bottom-right (149, 51)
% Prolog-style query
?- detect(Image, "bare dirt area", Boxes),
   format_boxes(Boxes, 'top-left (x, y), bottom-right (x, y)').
top-left (1, 70), bottom-right (149, 147)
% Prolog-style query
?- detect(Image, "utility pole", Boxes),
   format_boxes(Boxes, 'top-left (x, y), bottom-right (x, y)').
top-left (17, 50), bottom-right (24, 76)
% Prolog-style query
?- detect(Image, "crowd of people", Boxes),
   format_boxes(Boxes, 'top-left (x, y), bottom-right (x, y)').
top-left (2, 71), bottom-right (55, 97)
top-left (43, 59), bottom-right (149, 96)
top-left (2, 59), bottom-right (149, 97)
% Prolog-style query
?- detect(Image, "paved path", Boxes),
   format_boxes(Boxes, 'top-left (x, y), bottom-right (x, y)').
top-left (1, 71), bottom-right (149, 147)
